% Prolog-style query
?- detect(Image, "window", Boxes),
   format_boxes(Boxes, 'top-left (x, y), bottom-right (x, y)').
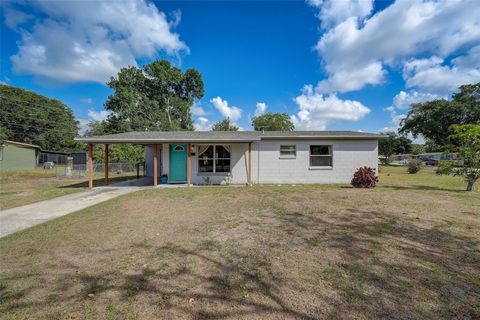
top-left (198, 145), bottom-right (231, 173)
top-left (280, 145), bottom-right (296, 158)
top-left (310, 145), bottom-right (332, 167)
top-left (174, 145), bottom-right (185, 151)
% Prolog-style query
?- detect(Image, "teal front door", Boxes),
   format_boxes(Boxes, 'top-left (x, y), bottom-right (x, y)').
top-left (170, 144), bottom-right (187, 182)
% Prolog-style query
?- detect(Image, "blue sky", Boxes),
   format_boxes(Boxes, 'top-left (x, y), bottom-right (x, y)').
top-left (1, 0), bottom-right (479, 134)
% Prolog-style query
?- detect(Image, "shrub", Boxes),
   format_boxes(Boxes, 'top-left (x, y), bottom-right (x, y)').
top-left (436, 160), bottom-right (455, 175)
top-left (407, 159), bottom-right (423, 174)
top-left (351, 166), bottom-right (379, 188)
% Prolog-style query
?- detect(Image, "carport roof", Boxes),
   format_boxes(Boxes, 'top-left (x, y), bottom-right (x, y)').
top-left (76, 131), bottom-right (384, 144)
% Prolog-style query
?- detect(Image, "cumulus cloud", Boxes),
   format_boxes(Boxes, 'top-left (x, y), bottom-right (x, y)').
top-left (210, 96), bottom-right (242, 122)
top-left (7, 0), bottom-right (188, 83)
top-left (310, 0), bottom-right (480, 93)
top-left (255, 102), bottom-right (267, 116)
top-left (87, 109), bottom-right (111, 122)
top-left (307, 0), bottom-right (373, 29)
top-left (403, 47), bottom-right (480, 95)
top-left (190, 102), bottom-right (206, 116)
top-left (193, 117), bottom-right (212, 131)
top-left (291, 85), bottom-right (370, 130)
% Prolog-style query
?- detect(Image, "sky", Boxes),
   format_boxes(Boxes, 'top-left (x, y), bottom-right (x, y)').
top-left (0, 0), bottom-right (479, 134)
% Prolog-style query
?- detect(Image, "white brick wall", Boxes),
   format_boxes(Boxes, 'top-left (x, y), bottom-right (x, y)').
top-left (257, 139), bottom-right (378, 184)
top-left (145, 139), bottom-right (377, 184)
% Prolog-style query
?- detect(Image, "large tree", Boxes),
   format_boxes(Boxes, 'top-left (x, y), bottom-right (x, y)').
top-left (379, 132), bottom-right (413, 164)
top-left (399, 83), bottom-right (480, 147)
top-left (0, 84), bottom-right (79, 151)
top-left (104, 60), bottom-right (204, 132)
top-left (212, 118), bottom-right (239, 131)
top-left (438, 124), bottom-right (480, 191)
top-left (251, 112), bottom-right (294, 131)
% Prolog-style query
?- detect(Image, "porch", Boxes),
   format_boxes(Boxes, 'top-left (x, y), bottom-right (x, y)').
top-left (78, 131), bottom-right (260, 189)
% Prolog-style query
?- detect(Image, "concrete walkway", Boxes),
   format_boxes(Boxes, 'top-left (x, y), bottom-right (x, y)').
top-left (0, 177), bottom-right (154, 238)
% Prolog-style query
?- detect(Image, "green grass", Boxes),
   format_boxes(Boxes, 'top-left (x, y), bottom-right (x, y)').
top-left (0, 166), bottom-right (479, 319)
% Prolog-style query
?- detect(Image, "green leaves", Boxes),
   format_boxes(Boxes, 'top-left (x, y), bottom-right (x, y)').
top-left (378, 132), bottom-right (412, 164)
top-left (0, 84), bottom-right (80, 151)
top-left (399, 83), bottom-right (480, 148)
top-left (104, 60), bottom-right (204, 132)
top-left (251, 112), bottom-right (294, 131)
top-left (212, 118), bottom-right (239, 131)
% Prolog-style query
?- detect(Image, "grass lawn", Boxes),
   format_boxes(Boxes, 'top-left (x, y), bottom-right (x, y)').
top-left (0, 169), bottom-right (139, 210)
top-left (0, 166), bottom-right (479, 319)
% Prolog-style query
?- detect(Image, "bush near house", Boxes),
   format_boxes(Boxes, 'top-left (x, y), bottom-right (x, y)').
top-left (351, 166), bottom-right (378, 188)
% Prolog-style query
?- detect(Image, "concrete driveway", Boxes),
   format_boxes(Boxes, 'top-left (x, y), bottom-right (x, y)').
top-left (0, 178), bottom-right (152, 238)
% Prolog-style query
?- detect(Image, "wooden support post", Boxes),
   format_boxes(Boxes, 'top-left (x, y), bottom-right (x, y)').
top-left (104, 144), bottom-right (109, 185)
top-left (153, 144), bottom-right (158, 187)
top-left (248, 142), bottom-right (252, 186)
top-left (88, 143), bottom-right (93, 189)
top-left (187, 143), bottom-right (191, 187)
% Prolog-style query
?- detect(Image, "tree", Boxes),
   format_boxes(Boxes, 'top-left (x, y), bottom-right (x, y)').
top-left (251, 112), bottom-right (294, 131)
top-left (104, 60), bottom-right (204, 132)
top-left (85, 121), bottom-right (145, 164)
top-left (0, 84), bottom-right (80, 151)
top-left (379, 132), bottom-right (413, 164)
top-left (399, 83), bottom-right (480, 148)
top-left (212, 118), bottom-right (239, 131)
top-left (411, 144), bottom-right (426, 155)
top-left (438, 124), bottom-right (480, 191)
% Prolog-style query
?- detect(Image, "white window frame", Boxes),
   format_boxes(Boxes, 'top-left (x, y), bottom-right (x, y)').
top-left (309, 145), bottom-right (333, 169)
top-left (279, 145), bottom-right (296, 159)
top-left (197, 145), bottom-right (231, 174)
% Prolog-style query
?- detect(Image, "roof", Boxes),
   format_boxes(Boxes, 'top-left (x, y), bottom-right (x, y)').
top-left (39, 150), bottom-right (69, 155)
top-left (76, 131), bottom-right (385, 143)
top-left (2, 140), bottom-right (41, 149)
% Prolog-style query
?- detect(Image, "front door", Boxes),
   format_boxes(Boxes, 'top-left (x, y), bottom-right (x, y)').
top-left (170, 144), bottom-right (187, 182)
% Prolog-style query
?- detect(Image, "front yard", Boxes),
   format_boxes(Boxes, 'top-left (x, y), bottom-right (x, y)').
top-left (0, 166), bottom-right (479, 319)
top-left (0, 169), bottom-right (138, 210)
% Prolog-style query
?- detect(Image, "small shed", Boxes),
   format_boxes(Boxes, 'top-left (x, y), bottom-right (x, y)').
top-left (38, 150), bottom-right (69, 165)
top-left (0, 140), bottom-right (40, 171)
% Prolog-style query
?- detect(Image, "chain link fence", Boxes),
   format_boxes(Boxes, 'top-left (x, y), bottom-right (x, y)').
top-left (42, 162), bottom-right (145, 179)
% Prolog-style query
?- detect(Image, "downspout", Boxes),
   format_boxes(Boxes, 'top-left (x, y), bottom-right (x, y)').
top-left (257, 139), bottom-right (261, 184)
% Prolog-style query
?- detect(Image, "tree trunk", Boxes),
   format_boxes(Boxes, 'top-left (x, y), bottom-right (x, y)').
top-left (466, 179), bottom-right (475, 192)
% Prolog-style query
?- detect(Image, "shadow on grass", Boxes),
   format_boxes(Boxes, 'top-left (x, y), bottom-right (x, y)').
top-left (1, 208), bottom-right (479, 318)
top-left (59, 175), bottom-right (143, 189)
top-left (379, 184), bottom-right (468, 193)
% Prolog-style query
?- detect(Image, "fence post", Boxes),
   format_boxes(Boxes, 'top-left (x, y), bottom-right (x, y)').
top-left (136, 163), bottom-right (139, 178)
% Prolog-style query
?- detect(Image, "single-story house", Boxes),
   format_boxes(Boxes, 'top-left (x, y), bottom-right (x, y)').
top-left (0, 140), bottom-right (41, 171)
top-left (77, 131), bottom-right (383, 188)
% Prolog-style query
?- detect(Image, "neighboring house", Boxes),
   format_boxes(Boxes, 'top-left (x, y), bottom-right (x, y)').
top-left (77, 131), bottom-right (383, 187)
top-left (0, 140), bottom-right (40, 171)
top-left (38, 150), bottom-right (69, 166)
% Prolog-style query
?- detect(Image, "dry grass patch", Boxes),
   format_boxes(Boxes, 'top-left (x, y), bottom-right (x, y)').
top-left (0, 169), bottom-right (138, 210)
top-left (0, 166), bottom-right (479, 319)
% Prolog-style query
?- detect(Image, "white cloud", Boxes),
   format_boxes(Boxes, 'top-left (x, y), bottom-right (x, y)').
top-left (190, 102), bottom-right (206, 116)
top-left (8, 0), bottom-right (188, 83)
top-left (254, 102), bottom-right (267, 116)
top-left (193, 117), bottom-right (212, 131)
top-left (311, 0), bottom-right (480, 93)
top-left (307, 0), bottom-right (373, 29)
top-left (210, 96), bottom-right (242, 122)
top-left (403, 47), bottom-right (480, 95)
top-left (291, 85), bottom-right (370, 130)
top-left (87, 109), bottom-right (111, 122)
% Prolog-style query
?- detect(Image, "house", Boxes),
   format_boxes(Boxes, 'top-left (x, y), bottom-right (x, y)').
top-left (0, 140), bottom-right (41, 171)
top-left (77, 131), bottom-right (383, 188)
